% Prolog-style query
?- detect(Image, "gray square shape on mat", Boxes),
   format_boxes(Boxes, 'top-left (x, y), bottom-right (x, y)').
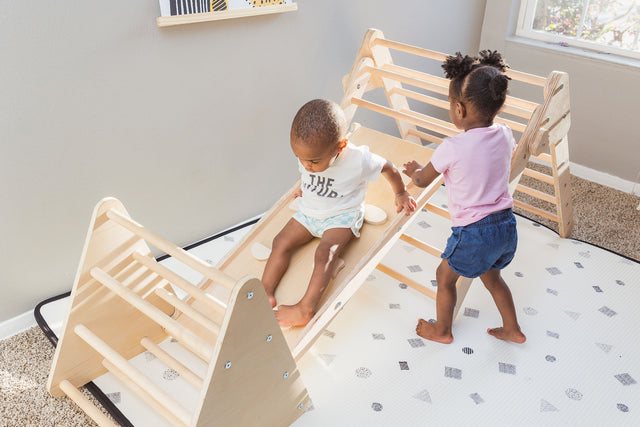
top-left (445, 366), bottom-right (462, 379)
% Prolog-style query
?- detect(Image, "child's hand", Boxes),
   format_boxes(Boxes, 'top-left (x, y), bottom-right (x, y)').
top-left (395, 191), bottom-right (417, 216)
top-left (402, 160), bottom-right (423, 178)
top-left (293, 188), bottom-right (302, 198)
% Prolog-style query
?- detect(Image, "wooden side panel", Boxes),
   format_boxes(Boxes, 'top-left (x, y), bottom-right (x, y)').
top-left (47, 198), bottom-right (173, 396)
top-left (192, 277), bottom-right (309, 427)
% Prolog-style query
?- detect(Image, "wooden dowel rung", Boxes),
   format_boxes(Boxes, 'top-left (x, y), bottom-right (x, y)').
top-left (383, 63), bottom-right (450, 90)
top-left (372, 37), bottom-right (547, 87)
top-left (535, 153), bottom-right (552, 163)
top-left (523, 168), bottom-right (554, 184)
top-left (423, 203), bottom-right (451, 219)
top-left (501, 103), bottom-right (534, 120)
top-left (106, 209), bottom-right (237, 290)
top-left (140, 337), bottom-right (204, 389)
top-left (74, 325), bottom-right (192, 426)
top-left (101, 359), bottom-right (189, 427)
top-left (495, 116), bottom-right (527, 133)
top-left (513, 199), bottom-right (559, 222)
top-left (133, 251), bottom-right (227, 314)
top-left (376, 264), bottom-right (437, 300)
top-left (373, 37), bottom-right (448, 61)
top-left (399, 234), bottom-right (442, 258)
top-left (59, 380), bottom-right (118, 427)
top-left (90, 267), bottom-right (214, 362)
top-left (391, 87), bottom-right (449, 110)
top-left (365, 65), bottom-right (449, 96)
top-left (400, 109), bottom-right (459, 136)
top-left (350, 97), bottom-right (458, 137)
top-left (154, 287), bottom-right (221, 336)
top-left (406, 128), bottom-right (444, 145)
top-left (515, 184), bottom-right (557, 204)
top-left (505, 69), bottom-right (547, 86)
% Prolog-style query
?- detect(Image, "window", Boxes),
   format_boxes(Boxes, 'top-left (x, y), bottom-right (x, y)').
top-left (516, 0), bottom-right (640, 60)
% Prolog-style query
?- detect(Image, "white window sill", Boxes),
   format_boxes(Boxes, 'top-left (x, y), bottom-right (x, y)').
top-left (506, 35), bottom-right (640, 71)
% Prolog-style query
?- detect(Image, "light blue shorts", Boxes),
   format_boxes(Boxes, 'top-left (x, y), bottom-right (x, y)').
top-left (293, 209), bottom-right (364, 238)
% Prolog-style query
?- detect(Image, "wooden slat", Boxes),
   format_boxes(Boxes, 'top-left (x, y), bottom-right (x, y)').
top-left (406, 128), bottom-right (444, 145)
top-left (74, 325), bottom-right (191, 426)
top-left (366, 65), bottom-right (449, 96)
top-left (154, 288), bottom-right (221, 336)
top-left (140, 337), bottom-right (204, 389)
top-left (495, 116), bottom-right (527, 133)
top-left (523, 167), bottom-right (554, 185)
top-left (423, 203), bottom-right (451, 219)
top-left (90, 267), bottom-right (214, 362)
top-left (132, 251), bottom-right (227, 313)
top-left (376, 263), bottom-right (437, 299)
top-left (372, 37), bottom-right (547, 87)
top-left (534, 152), bottom-right (552, 163)
top-left (350, 97), bottom-right (458, 137)
top-left (399, 234), bottom-right (442, 258)
top-left (59, 380), bottom-right (118, 427)
top-left (400, 109), bottom-right (459, 136)
top-left (106, 209), bottom-right (237, 290)
top-left (390, 86), bottom-right (449, 110)
top-left (515, 184), bottom-right (557, 205)
top-left (513, 199), bottom-right (558, 222)
top-left (102, 359), bottom-right (188, 427)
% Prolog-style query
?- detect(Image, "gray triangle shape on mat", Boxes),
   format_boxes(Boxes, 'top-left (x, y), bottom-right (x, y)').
top-left (540, 399), bottom-right (558, 412)
top-left (565, 311), bottom-right (581, 320)
top-left (596, 343), bottom-right (613, 353)
top-left (319, 354), bottom-right (336, 366)
top-left (413, 389), bottom-right (432, 403)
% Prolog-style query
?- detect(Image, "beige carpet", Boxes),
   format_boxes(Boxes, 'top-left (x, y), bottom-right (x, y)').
top-left (1, 172), bottom-right (638, 427)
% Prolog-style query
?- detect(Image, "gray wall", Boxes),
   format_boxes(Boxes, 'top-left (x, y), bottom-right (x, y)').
top-left (481, 0), bottom-right (640, 185)
top-left (0, 1), bottom-right (486, 322)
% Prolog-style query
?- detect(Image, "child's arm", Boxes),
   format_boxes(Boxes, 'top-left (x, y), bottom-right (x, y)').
top-left (381, 161), bottom-right (417, 215)
top-left (402, 160), bottom-right (440, 188)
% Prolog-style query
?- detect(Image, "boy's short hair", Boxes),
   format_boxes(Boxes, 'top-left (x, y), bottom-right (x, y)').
top-left (291, 99), bottom-right (347, 147)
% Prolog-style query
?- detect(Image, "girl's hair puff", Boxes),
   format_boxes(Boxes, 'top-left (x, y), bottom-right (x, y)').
top-left (442, 50), bottom-right (511, 122)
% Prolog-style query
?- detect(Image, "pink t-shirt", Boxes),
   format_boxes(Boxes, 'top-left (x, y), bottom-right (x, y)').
top-left (430, 123), bottom-right (515, 227)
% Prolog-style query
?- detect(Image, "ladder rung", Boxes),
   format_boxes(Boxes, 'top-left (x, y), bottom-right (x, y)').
top-left (534, 153), bottom-right (552, 163)
top-left (376, 263), bottom-right (437, 300)
top-left (133, 251), bottom-right (228, 313)
top-left (90, 267), bottom-right (214, 362)
top-left (405, 128), bottom-right (444, 145)
top-left (399, 234), bottom-right (442, 258)
top-left (423, 203), bottom-right (450, 219)
top-left (74, 324), bottom-right (192, 426)
top-left (59, 379), bottom-right (118, 427)
top-left (513, 199), bottom-right (559, 222)
top-left (154, 287), bottom-right (221, 336)
top-left (515, 184), bottom-right (557, 205)
top-left (140, 337), bottom-right (204, 388)
top-left (102, 358), bottom-right (189, 427)
top-left (106, 209), bottom-right (237, 290)
top-left (523, 167), bottom-right (554, 185)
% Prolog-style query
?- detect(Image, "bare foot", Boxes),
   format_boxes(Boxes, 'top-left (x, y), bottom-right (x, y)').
top-left (275, 303), bottom-right (314, 327)
top-left (415, 318), bottom-right (453, 344)
top-left (487, 327), bottom-right (526, 343)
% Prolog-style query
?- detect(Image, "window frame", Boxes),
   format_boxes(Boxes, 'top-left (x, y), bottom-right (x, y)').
top-left (515, 0), bottom-right (640, 61)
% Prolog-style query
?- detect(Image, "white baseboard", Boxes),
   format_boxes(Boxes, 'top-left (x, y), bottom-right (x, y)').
top-left (570, 162), bottom-right (640, 196)
top-left (0, 310), bottom-right (36, 341)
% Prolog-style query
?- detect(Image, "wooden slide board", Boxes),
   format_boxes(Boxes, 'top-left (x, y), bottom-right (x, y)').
top-left (201, 126), bottom-right (441, 359)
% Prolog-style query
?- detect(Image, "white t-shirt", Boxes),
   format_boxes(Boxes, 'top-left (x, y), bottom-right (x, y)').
top-left (297, 142), bottom-right (386, 219)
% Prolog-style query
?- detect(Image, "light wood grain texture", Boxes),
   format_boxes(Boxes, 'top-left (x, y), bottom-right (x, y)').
top-left (59, 380), bottom-right (118, 427)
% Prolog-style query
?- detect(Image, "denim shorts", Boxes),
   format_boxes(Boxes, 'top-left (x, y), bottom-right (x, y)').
top-left (441, 208), bottom-right (517, 278)
top-left (293, 209), bottom-right (364, 238)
